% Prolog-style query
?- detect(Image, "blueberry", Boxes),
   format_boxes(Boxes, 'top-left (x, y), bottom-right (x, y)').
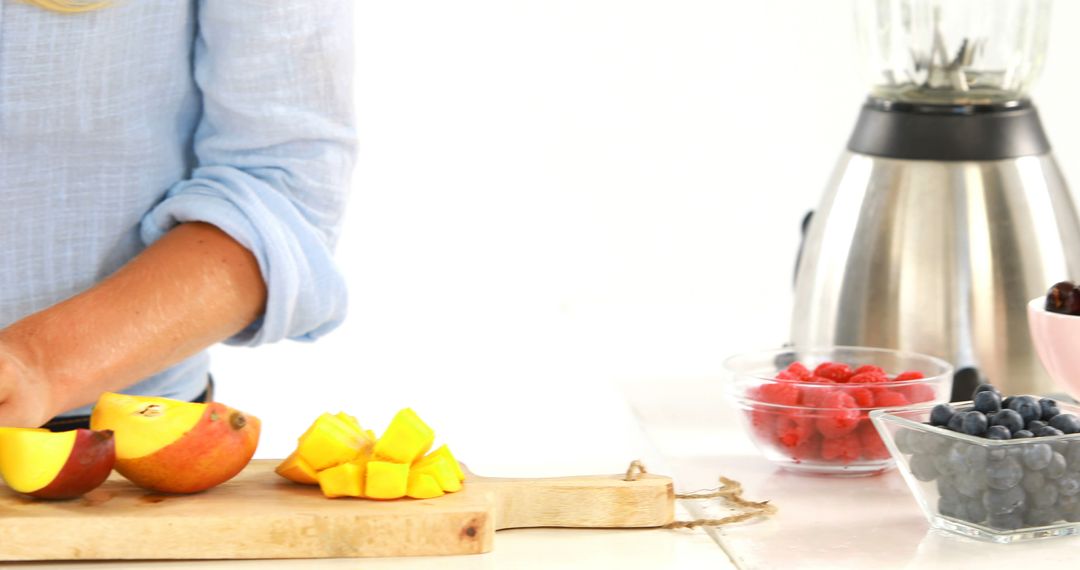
top-left (988, 512), bottom-right (1025, 531)
top-left (1014, 430), bottom-right (1035, 439)
top-left (910, 431), bottom-right (947, 454)
top-left (962, 444), bottom-right (989, 470)
top-left (1009, 396), bottom-right (1042, 425)
top-left (955, 471), bottom-right (988, 498)
top-left (895, 429), bottom-right (916, 454)
top-left (1002, 396), bottom-right (1015, 410)
top-left (973, 384), bottom-right (1001, 398)
top-left (987, 457), bottom-right (1024, 490)
top-left (1024, 507), bottom-right (1062, 527)
top-left (962, 412), bottom-right (989, 436)
top-left (991, 409), bottom-right (1024, 434)
top-left (1040, 398), bottom-right (1061, 421)
top-left (1036, 426), bottom-right (1065, 438)
top-left (936, 444), bottom-right (967, 477)
top-left (1023, 443), bottom-right (1054, 470)
top-left (930, 404), bottom-right (956, 427)
top-left (1031, 483), bottom-right (1060, 509)
top-left (974, 391), bottom-right (1002, 415)
top-left (987, 426), bottom-right (1011, 440)
top-left (1023, 470), bottom-right (1047, 494)
top-left (1028, 420), bottom-right (1048, 433)
top-left (1050, 414), bottom-right (1080, 434)
top-left (947, 413), bottom-right (965, 433)
top-left (910, 454), bottom-right (939, 482)
top-left (960, 498), bottom-right (988, 524)
top-left (983, 485), bottom-right (1026, 515)
top-left (1059, 474), bottom-right (1080, 497)
top-left (1065, 441), bottom-right (1080, 469)
top-left (1048, 452), bottom-right (1068, 479)
top-left (937, 475), bottom-right (959, 498)
top-left (938, 494), bottom-right (964, 519)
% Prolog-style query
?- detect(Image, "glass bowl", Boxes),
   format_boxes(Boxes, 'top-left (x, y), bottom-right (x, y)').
top-left (724, 346), bottom-right (953, 477)
top-left (873, 402), bottom-right (1080, 543)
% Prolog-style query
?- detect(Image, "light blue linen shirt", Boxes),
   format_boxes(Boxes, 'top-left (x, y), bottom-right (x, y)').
top-left (0, 1), bottom-right (355, 416)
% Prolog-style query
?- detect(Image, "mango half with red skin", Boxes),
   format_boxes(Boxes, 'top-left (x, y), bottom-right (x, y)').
top-left (90, 393), bottom-right (260, 494)
top-left (0, 427), bottom-right (116, 500)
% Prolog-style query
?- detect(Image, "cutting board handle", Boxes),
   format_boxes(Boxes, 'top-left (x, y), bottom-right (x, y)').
top-left (485, 473), bottom-right (674, 530)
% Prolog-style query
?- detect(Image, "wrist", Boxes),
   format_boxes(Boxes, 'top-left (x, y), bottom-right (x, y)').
top-left (0, 324), bottom-right (64, 421)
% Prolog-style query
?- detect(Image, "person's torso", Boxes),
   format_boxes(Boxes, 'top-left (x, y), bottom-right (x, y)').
top-left (0, 1), bottom-right (210, 414)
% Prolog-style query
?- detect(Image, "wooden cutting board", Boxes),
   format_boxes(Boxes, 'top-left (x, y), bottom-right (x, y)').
top-left (0, 460), bottom-right (674, 560)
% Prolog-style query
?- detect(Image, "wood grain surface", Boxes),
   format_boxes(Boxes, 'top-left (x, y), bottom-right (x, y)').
top-left (0, 460), bottom-right (674, 560)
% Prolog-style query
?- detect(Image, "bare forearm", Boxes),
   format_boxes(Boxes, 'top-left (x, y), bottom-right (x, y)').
top-left (0, 223), bottom-right (266, 416)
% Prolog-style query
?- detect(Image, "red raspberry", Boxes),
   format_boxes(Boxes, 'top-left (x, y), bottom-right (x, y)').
top-left (799, 385), bottom-right (834, 407)
top-left (857, 422), bottom-right (890, 460)
top-left (775, 415), bottom-right (814, 449)
top-left (789, 433), bottom-right (820, 462)
top-left (786, 362), bottom-right (812, 381)
top-left (775, 370), bottom-right (800, 382)
top-left (846, 387), bottom-right (875, 408)
top-left (747, 407), bottom-right (777, 440)
top-left (814, 362), bottom-right (853, 383)
top-left (815, 391), bottom-right (860, 438)
top-left (874, 390), bottom-right (910, 407)
top-left (820, 433), bottom-right (861, 463)
top-left (756, 382), bottom-right (800, 406)
top-left (807, 376), bottom-right (837, 384)
top-left (848, 372), bottom-right (888, 384)
top-left (894, 371), bottom-right (925, 381)
top-left (902, 383), bottom-right (936, 403)
top-left (853, 365), bottom-right (885, 377)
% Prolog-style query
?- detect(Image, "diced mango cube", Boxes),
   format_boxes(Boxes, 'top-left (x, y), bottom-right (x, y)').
top-left (412, 457), bottom-right (462, 493)
top-left (336, 412), bottom-right (363, 434)
top-left (365, 461), bottom-right (409, 499)
top-left (417, 444), bottom-right (465, 482)
top-left (406, 472), bottom-right (444, 499)
top-left (298, 413), bottom-right (374, 470)
top-left (373, 408), bottom-right (434, 464)
top-left (317, 462), bottom-right (365, 498)
top-left (274, 451), bottom-right (319, 485)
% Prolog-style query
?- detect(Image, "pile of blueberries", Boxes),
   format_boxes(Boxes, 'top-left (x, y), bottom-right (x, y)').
top-left (896, 384), bottom-right (1080, 531)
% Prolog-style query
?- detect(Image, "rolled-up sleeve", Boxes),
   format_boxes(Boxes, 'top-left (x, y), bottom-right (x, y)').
top-left (140, 0), bottom-right (356, 346)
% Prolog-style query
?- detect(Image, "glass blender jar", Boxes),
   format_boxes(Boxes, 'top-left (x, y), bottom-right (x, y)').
top-left (855, 0), bottom-right (1051, 106)
top-left (791, 0), bottom-right (1080, 400)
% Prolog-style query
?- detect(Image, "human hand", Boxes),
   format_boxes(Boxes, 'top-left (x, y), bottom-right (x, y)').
top-left (0, 342), bottom-right (55, 428)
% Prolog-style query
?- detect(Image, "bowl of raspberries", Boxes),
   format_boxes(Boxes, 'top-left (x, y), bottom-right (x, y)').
top-left (723, 346), bottom-right (953, 476)
top-left (1029, 281), bottom-right (1080, 400)
top-left (871, 383), bottom-right (1080, 543)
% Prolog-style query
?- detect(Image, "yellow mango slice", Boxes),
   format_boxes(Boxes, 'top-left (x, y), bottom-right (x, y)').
top-left (373, 408), bottom-right (434, 464)
top-left (406, 471), bottom-right (444, 499)
top-left (412, 457), bottom-right (462, 493)
top-left (365, 461), bottom-right (408, 499)
top-left (336, 412), bottom-right (363, 434)
top-left (416, 444), bottom-right (465, 482)
top-left (274, 451), bottom-right (319, 485)
top-left (297, 413), bottom-right (373, 471)
top-left (317, 461), bottom-right (365, 498)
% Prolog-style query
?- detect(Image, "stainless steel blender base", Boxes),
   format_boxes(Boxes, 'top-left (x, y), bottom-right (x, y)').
top-left (791, 151), bottom-right (1080, 398)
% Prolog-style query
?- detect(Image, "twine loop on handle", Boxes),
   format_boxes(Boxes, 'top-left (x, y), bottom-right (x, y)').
top-left (624, 460), bottom-right (776, 530)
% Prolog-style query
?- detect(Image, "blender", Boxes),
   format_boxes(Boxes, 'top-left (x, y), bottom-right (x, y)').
top-left (791, 0), bottom-right (1080, 399)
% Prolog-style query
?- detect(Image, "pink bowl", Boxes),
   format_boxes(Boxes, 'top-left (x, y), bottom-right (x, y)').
top-left (1028, 296), bottom-right (1080, 400)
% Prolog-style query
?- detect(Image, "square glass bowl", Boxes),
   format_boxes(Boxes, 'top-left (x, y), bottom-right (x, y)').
top-left (872, 402), bottom-right (1080, 543)
top-left (724, 346), bottom-right (953, 477)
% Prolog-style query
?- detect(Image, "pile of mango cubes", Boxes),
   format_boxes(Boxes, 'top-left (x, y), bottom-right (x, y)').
top-left (275, 408), bottom-right (464, 499)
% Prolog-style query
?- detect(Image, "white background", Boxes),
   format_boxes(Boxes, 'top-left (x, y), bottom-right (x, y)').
top-left (211, 1), bottom-right (1080, 471)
